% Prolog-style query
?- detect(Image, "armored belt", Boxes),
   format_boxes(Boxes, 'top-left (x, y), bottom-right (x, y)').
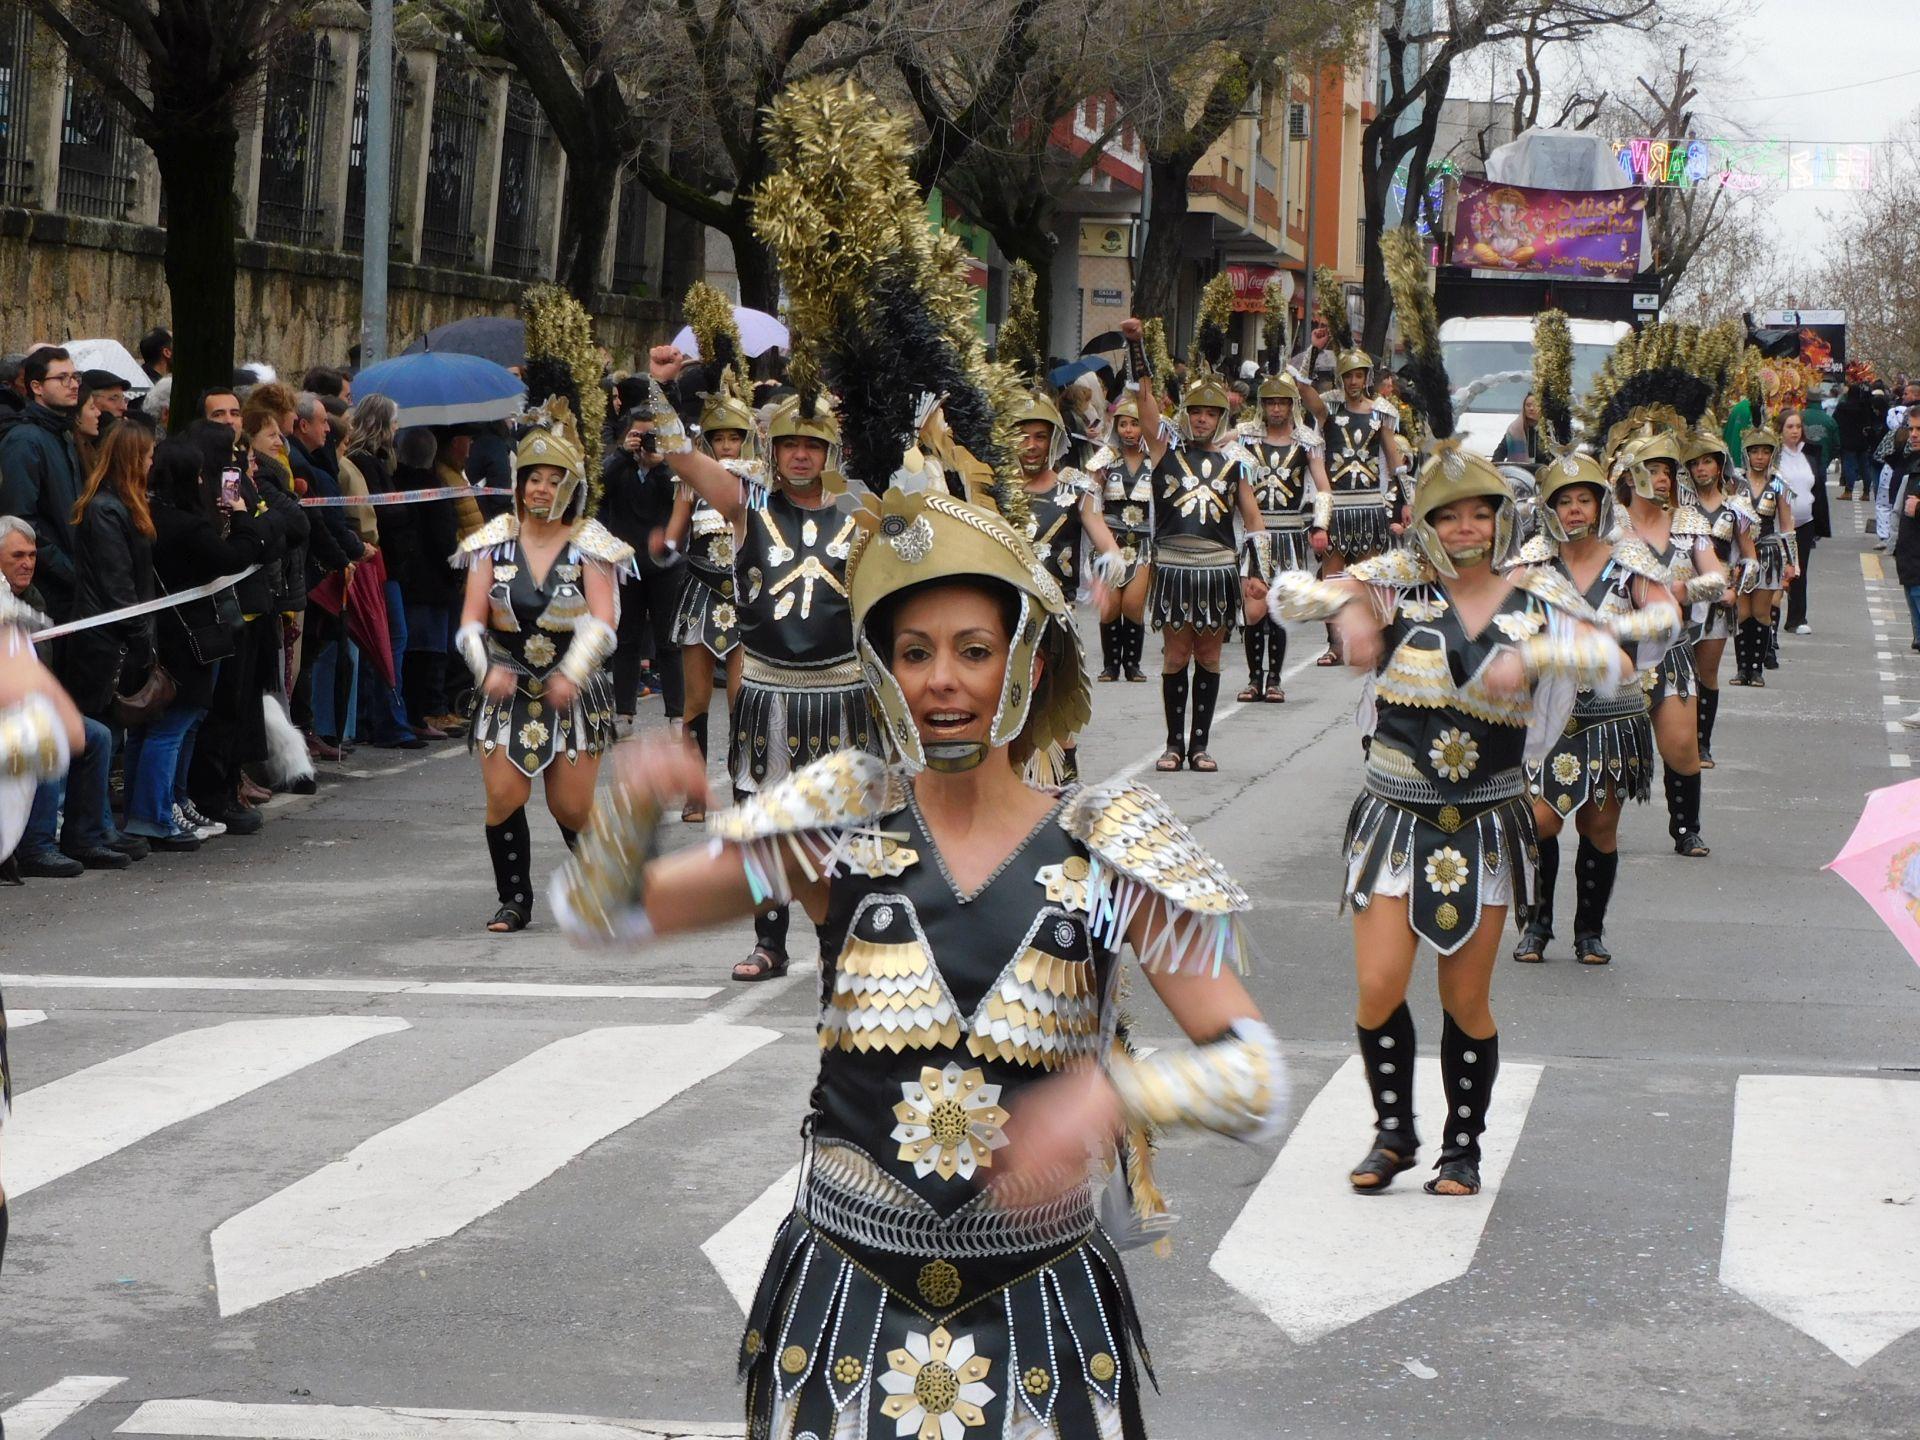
top-left (742, 653), bottom-right (864, 690)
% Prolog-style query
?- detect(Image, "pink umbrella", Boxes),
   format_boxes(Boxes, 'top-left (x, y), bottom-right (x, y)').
top-left (1826, 777), bottom-right (1920, 967)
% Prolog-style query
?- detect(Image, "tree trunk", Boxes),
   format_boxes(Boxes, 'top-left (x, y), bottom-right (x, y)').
top-left (1133, 151), bottom-right (1196, 333)
top-left (150, 124), bottom-right (240, 435)
top-left (557, 151), bottom-right (620, 308)
top-left (729, 205), bottom-right (782, 313)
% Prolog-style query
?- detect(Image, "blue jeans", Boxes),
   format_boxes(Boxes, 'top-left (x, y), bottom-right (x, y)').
top-left (313, 637), bottom-right (361, 742)
top-left (124, 703), bottom-right (211, 835)
top-left (1905, 586), bottom-right (1920, 649)
top-left (22, 715), bottom-right (112, 855)
top-left (1842, 449), bottom-right (1871, 497)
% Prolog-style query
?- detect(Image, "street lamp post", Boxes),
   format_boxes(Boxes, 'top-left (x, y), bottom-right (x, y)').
top-left (360, 0), bottom-right (394, 368)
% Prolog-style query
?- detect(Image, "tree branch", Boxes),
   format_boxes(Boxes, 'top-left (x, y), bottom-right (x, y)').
top-left (27, 0), bottom-right (156, 131)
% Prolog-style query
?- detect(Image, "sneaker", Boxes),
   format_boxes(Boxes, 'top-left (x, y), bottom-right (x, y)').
top-left (1792, 623), bottom-right (1811, 635)
top-left (16, 848), bottom-right (84, 878)
top-left (174, 804), bottom-right (220, 841)
top-left (152, 813), bottom-right (203, 851)
top-left (179, 800), bottom-right (228, 838)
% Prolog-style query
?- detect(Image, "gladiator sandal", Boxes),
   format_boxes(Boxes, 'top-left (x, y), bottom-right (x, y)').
top-left (1098, 619), bottom-right (1121, 683)
top-left (1513, 835), bottom-right (1556, 963)
top-left (733, 902), bottom-right (791, 982)
top-left (1696, 686), bottom-right (1719, 768)
top-left (1159, 665), bottom-right (1189, 770)
top-left (1351, 1002), bottom-right (1419, 1192)
top-left (1239, 626), bottom-right (1266, 702)
top-left (1664, 767), bottom-right (1710, 858)
top-left (682, 712), bottom-right (710, 823)
top-left (1572, 837), bottom-right (1618, 964)
top-left (1187, 665), bottom-right (1222, 771)
top-left (484, 807), bottom-right (533, 933)
top-left (1426, 1013), bottom-right (1498, 1196)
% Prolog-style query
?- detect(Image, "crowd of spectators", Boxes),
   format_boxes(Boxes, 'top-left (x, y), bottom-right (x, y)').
top-left (0, 329), bottom-right (688, 884)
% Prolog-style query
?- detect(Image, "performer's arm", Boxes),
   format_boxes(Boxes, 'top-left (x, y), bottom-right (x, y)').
top-left (1121, 317), bottom-right (1168, 466)
top-left (661, 486), bottom-right (693, 555)
top-left (647, 347), bottom-right (745, 522)
top-left (1306, 445), bottom-right (1332, 554)
top-left (454, 553), bottom-right (513, 701)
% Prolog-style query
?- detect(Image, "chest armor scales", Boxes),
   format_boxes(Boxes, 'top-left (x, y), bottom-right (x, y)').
top-left (1329, 407), bottom-right (1385, 492)
top-left (1152, 448), bottom-right (1240, 545)
top-left (1024, 482), bottom-right (1085, 589)
top-left (734, 492), bottom-right (857, 663)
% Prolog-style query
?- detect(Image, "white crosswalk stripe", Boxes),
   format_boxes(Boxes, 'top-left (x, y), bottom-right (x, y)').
top-left (2, 1376), bottom-right (127, 1440)
top-left (115, 1399), bottom-right (741, 1440)
top-left (701, 1162), bottom-right (801, 1313)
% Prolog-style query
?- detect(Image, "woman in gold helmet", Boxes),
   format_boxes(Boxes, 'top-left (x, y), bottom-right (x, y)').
top-left (1236, 369), bottom-right (1331, 702)
top-left (1274, 444), bottom-right (1635, 1195)
top-left (1730, 425), bottom-right (1799, 686)
top-left (1086, 395), bottom-right (1154, 682)
top-left (1681, 424), bottom-right (1758, 766)
top-left (552, 477), bottom-right (1284, 1440)
top-left (451, 399), bottom-right (638, 933)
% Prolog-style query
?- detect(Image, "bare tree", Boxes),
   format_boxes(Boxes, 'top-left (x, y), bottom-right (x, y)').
top-left (1814, 109), bottom-right (1920, 374)
top-left (28, 0), bottom-right (299, 426)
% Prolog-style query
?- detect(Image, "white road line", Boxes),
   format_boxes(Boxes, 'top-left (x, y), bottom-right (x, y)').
top-left (1891, 755), bottom-right (1912, 769)
top-left (3, 1377), bottom-right (127, 1440)
top-left (5, 1008), bottom-right (47, 1027)
top-left (701, 1163), bottom-right (802, 1313)
top-left (1719, 1074), bottom-right (1920, 1367)
top-left (5, 1017), bottom-right (408, 1198)
top-left (1209, 1054), bottom-right (1543, 1345)
top-left (115, 1400), bottom-right (740, 1440)
top-left (211, 1022), bottom-right (779, 1316)
top-left (1107, 642), bottom-right (1329, 787)
top-left (1880, 670), bottom-right (1898, 682)
top-left (1, 974), bottom-right (717, 1000)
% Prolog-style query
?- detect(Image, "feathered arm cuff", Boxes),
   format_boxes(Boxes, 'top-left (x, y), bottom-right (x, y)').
top-left (557, 615), bottom-right (616, 687)
top-left (1608, 602), bottom-right (1683, 646)
top-left (1269, 569), bottom-right (1355, 621)
top-left (1679, 572), bottom-right (1728, 605)
top-left (550, 788), bottom-right (665, 945)
top-left (1519, 628), bottom-right (1628, 691)
top-left (1108, 1017), bottom-right (1286, 1143)
top-left (0, 692), bottom-right (72, 781)
top-left (1311, 490), bottom-right (1333, 531)
top-left (455, 622), bottom-right (489, 686)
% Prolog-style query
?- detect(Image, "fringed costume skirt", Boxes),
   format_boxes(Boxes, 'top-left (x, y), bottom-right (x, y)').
top-left (730, 652), bottom-right (879, 791)
top-left (469, 668), bottom-right (617, 778)
top-left (1148, 536), bottom-right (1240, 634)
top-left (1527, 695), bottom-right (1654, 817)
top-left (1696, 600), bottom-right (1733, 643)
top-left (1647, 639), bottom-right (1699, 706)
top-left (670, 563), bottom-right (741, 657)
top-left (1327, 496), bottom-right (1394, 560)
top-left (1342, 771), bottom-right (1538, 955)
top-left (1258, 522), bottom-right (1317, 576)
top-left (1751, 536), bottom-right (1790, 592)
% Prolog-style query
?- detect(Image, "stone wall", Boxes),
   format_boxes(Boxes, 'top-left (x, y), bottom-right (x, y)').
top-left (0, 207), bottom-right (673, 373)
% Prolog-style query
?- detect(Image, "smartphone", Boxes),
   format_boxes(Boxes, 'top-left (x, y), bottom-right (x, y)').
top-left (220, 466), bottom-right (244, 510)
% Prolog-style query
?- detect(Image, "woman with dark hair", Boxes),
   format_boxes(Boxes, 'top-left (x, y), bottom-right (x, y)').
top-left (63, 424), bottom-right (157, 726)
top-left (127, 440), bottom-right (270, 848)
top-left (1495, 393), bottom-right (1543, 464)
top-left (341, 394), bottom-right (422, 748)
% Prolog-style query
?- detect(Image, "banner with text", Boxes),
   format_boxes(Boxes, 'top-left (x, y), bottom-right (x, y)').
top-left (1446, 177), bottom-right (1645, 282)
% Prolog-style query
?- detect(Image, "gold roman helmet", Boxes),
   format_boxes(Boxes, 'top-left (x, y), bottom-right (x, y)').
top-left (1010, 389), bottom-right (1070, 470)
top-left (1537, 449), bottom-right (1615, 544)
top-left (766, 394), bottom-right (842, 481)
top-left (1257, 372), bottom-right (1301, 403)
top-left (1408, 441), bottom-right (1516, 576)
top-left (1179, 372), bottom-right (1233, 442)
top-left (1603, 412), bottom-right (1686, 510)
top-left (1336, 347), bottom-right (1374, 378)
top-left (698, 392), bottom-right (758, 458)
top-left (1681, 424), bottom-right (1731, 469)
top-left (1742, 425), bottom-right (1781, 464)
top-left (513, 397), bottom-right (589, 521)
top-left (848, 488), bottom-right (1089, 775)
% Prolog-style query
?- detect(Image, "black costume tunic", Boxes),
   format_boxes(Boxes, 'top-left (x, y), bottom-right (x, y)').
top-left (1622, 509), bottom-right (1711, 704)
top-left (1748, 474), bottom-right (1793, 590)
top-left (460, 515), bottom-right (632, 777)
top-left (1022, 470), bottom-right (1096, 595)
top-left (1147, 442), bottom-right (1246, 633)
top-left (1324, 404), bottom-right (1396, 559)
top-left (670, 484), bottom-right (742, 657)
top-left (730, 485), bottom-right (878, 789)
top-left (1095, 451), bottom-right (1153, 587)
top-left (1238, 424), bottom-right (1319, 573)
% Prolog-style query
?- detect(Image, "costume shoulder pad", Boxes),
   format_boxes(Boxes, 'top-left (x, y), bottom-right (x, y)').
top-left (1510, 533), bottom-right (1556, 567)
top-left (1217, 439), bottom-right (1256, 471)
top-left (1083, 444), bottom-right (1118, 474)
top-left (1347, 548), bottom-right (1435, 587)
top-left (1670, 504), bottom-right (1713, 538)
top-left (1057, 467), bottom-right (1097, 497)
top-left (1064, 783), bottom-right (1249, 918)
top-left (452, 512), bottom-right (519, 566)
top-left (1236, 420), bottom-right (1264, 440)
top-left (570, 517), bottom-right (639, 571)
top-left (1295, 421), bottom-right (1325, 449)
top-left (707, 750), bottom-right (905, 845)
top-left (1729, 493), bottom-right (1761, 526)
top-left (1513, 563), bottom-right (1599, 619)
top-left (1610, 535), bottom-right (1672, 582)
top-left (720, 457), bottom-right (767, 482)
top-left (0, 588), bottom-right (49, 630)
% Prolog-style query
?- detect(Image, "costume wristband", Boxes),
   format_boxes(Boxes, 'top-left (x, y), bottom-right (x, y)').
top-left (454, 622), bottom-right (489, 687)
top-left (1108, 1017), bottom-right (1286, 1143)
top-left (550, 788), bottom-right (663, 945)
top-left (557, 615), bottom-right (616, 687)
top-left (1269, 570), bottom-right (1354, 621)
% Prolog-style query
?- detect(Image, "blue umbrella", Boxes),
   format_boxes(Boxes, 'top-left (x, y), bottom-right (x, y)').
top-left (1048, 355), bottom-right (1114, 391)
top-left (354, 351), bottom-right (526, 427)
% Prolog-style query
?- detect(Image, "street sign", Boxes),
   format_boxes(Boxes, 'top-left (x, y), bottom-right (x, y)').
top-left (1090, 287), bottom-right (1124, 306)
top-left (1633, 292), bottom-right (1661, 310)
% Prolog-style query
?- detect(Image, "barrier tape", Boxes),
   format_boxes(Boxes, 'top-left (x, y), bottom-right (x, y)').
top-left (297, 485), bottom-right (515, 508)
top-left (32, 567), bottom-right (262, 641)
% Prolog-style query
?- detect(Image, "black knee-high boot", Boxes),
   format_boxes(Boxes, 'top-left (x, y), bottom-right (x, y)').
top-left (1515, 834), bottom-right (1557, 960)
top-left (1162, 665), bottom-right (1190, 759)
top-left (1665, 766), bottom-right (1708, 855)
top-left (686, 709), bottom-right (710, 764)
top-left (1572, 837), bottom-right (1618, 964)
top-left (1242, 626), bottom-right (1265, 698)
top-left (1268, 616), bottom-right (1289, 676)
top-left (754, 903), bottom-right (791, 958)
top-left (1430, 1013), bottom-right (1499, 1193)
top-left (558, 823), bottom-right (580, 852)
top-left (1764, 611), bottom-right (1781, 669)
top-left (1098, 620), bottom-right (1121, 681)
top-left (1125, 619), bottom-right (1147, 680)
top-left (1354, 1002), bottom-right (1419, 1183)
top-left (484, 807), bottom-right (533, 927)
top-left (1188, 665), bottom-right (1222, 762)
top-left (1696, 685), bottom-right (1719, 764)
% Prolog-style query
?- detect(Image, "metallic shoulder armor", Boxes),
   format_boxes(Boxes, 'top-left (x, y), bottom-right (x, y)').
top-left (1671, 504), bottom-right (1714, 539)
top-left (1217, 439), bottom-right (1256, 471)
top-left (707, 748), bottom-right (905, 845)
top-left (1511, 564), bottom-right (1599, 621)
top-left (1, 692), bottom-right (70, 781)
top-left (570, 516), bottom-right (640, 572)
top-left (1510, 533), bottom-right (1556, 567)
top-left (1347, 548), bottom-right (1435, 587)
top-left (1294, 420), bottom-right (1325, 450)
top-left (1056, 466), bottom-right (1097, 497)
top-left (720, 456), bottom-right (767, 482)
top-left (1729, 493), bottom-right (1761, 527)
top-left (1610, 536), bottom-right (1672, 583)
top-left (1235, 420), bottom-right (1264, 440)
top-left (452, 511), bottom-right (519, 565)
top-left (1083, 443), bottom-right (1118, 473)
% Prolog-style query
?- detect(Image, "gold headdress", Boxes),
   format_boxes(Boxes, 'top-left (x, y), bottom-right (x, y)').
top-left (1602, 407), bottom-right (1687, 509)
top-left (1177, 272), bottom-right (1236, 439)
top-left (1010, 389), bottom-right (1069, 471)
top-left (1000, 261), bottom-right (1043, 382)
top-left (1533, 309), bottom-right (1574, 446)
top-left (1536, 439), bottom-right (1614, 544)
top-left (1408, 439), bottom-right (1515, 576)
top-left (512, 396), bottom-right (589, 521)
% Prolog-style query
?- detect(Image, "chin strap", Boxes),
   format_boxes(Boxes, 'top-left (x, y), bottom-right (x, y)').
top-left (1108, 1017), bottom-right (1287, 1143)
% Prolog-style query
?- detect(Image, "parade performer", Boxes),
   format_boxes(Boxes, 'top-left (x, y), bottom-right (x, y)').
top-left (1731, 426), bottom-right (1799, 687)
top-left (1509, 451), bottom-right (1680, 964)
top-left (453, 400), bottom-right (636, 933)
top-left (1088, 398), bottom-right (1154, 683)
top-left (1681, 425), bottom-right (1757, 767)
top-left (1316, 348), bottom-right (1406, 664)
top-left (662, 387), bottom-right (756, 822)
top-left (1237, 370), bottom-right (1329, 702)
top-left (1274, 446), bottom-right (1632, 1193)
top-left (1010, 390), bottom-right (1127, 781)
top-left (1605, 416), bottom-right (1728, 858)
top-left (646, 359), bottom-right (879, 983)
top-left (1124, 298), bottom-right (1270, 773)
top-left (556, 76), bottom-right (1286, 1440)
top-left (1, 586), bottom-right (87, 1266)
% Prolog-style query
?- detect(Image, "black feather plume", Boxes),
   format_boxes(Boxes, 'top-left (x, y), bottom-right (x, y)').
top-left (1596, 366), bottom-right (1713, 441)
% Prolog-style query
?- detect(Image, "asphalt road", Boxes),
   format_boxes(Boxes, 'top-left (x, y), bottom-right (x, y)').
top-left (5, 516), bottom-right (1919, 1440)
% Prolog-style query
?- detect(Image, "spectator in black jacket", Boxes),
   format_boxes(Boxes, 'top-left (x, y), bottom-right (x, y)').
top-left (287, 390), bottom-right (364, 756)
top-left (395, 426), bottom-right (464, 735)
top-left (1835, 383), bottom-right (1879, 500)
top-left (0, 347), bottom-right (84, 619)
top-left (598, 406), bottom-right (684, 724)
top-left (340, 395), bottom-right (423, 748)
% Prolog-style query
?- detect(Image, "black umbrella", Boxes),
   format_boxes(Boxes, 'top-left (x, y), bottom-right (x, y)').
top-left (1081, 330), bottom-right (1125, 354)
top-left (403, 316), bottom-right (526, 369)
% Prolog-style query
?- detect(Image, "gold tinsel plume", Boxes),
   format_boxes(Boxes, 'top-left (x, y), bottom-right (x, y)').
top-left (521, 282), bottom-right (606, 499)
top-left (750, 78), bottom-right (1029, 530)
top-left (1533, 309), bottom-right (1573, 445)
top-left (1261, 276), bottom-right (1289, 369)
top-left (682, 279), bottom-right (754, 407)
top-left (1189, 270), bottom-right (1235, 380)
top-left (999, 260), bottom-right (1043, 382)
top-left (1315, 264), bottom-right (1350, 348)
top-left (1380, 227), bottom-right (1453, 440)
top-left (1142, 317), bottom-right (1175, 408)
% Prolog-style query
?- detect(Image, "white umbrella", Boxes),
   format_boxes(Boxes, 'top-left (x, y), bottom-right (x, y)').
top-left (66, 338), bottom-right (151, 393)
top-left (669, 306), bottom-right (790, 359)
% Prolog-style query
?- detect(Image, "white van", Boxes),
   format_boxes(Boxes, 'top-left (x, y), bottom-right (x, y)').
top-left (1439, 315), bottom-right (1632, 457)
